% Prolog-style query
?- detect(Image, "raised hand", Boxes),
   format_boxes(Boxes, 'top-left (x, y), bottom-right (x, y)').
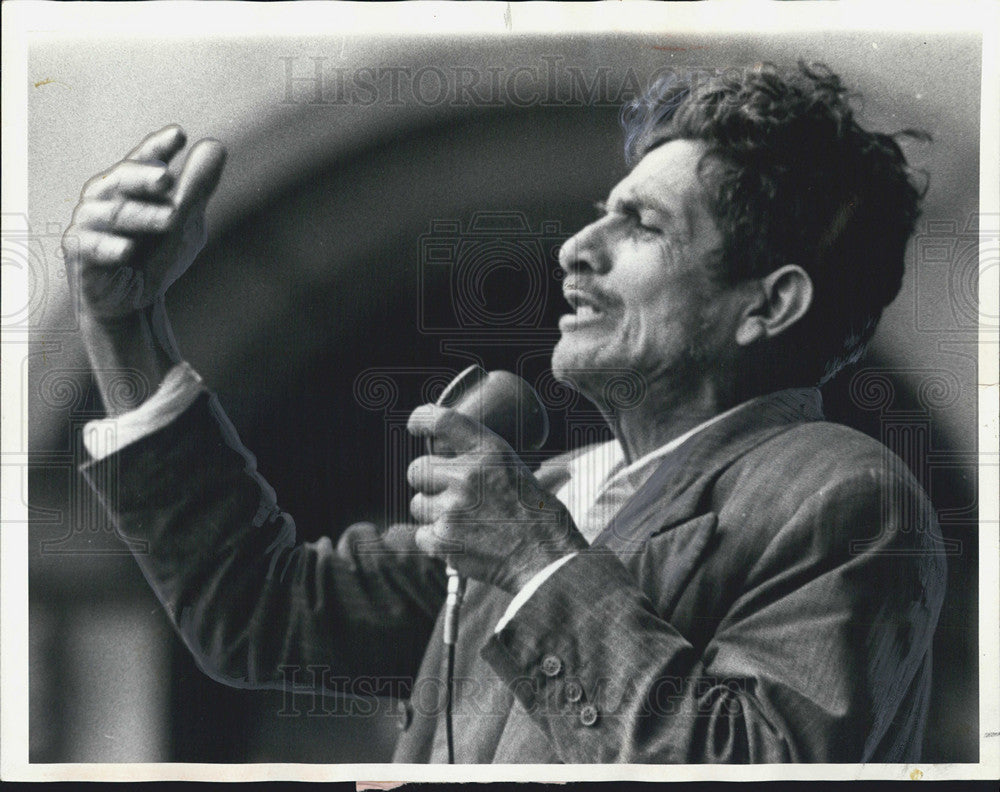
top-left (64, 125), bottom-right (227, 414)
top-left (64, 125), bottom-right (226, 320)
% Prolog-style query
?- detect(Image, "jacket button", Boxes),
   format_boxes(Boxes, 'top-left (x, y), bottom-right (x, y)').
top-left (541, 654), bottom-right (562, 677)
top-left (396, 700), bottom-right (413, 730)
top-left (565, 680), bottom-right (583, 703)
top-left (579, 704), bottom-right (599, 727)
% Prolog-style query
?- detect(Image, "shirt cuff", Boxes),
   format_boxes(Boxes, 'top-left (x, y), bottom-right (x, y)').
top-left (81, 362), bottom-right (206, 460)
top-left (494, 552), bottom-right (579, 634)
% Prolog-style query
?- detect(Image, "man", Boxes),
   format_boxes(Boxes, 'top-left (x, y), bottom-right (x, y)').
top-left (66, 62), bottom-right (946, 763)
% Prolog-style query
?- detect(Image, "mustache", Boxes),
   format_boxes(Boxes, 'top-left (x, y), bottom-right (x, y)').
top-left (561, 279), bottom-right (621, 311)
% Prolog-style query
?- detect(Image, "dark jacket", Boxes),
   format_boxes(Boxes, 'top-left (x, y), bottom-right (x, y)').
top-left (82, 387), bottom-right (946, 763)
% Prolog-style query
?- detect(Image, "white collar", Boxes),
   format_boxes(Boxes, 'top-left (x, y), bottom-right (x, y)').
top-left (565, 399), bottom-right (752, 498)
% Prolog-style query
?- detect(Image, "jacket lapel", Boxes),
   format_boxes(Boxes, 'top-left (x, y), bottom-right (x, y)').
top-left (592, 388), bottom-right (825, 555)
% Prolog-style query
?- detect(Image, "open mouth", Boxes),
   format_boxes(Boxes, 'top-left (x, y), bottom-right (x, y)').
top-left (564, 289), bottom-right (603, 315)
top-left (561, 288), bottom-right (606, 328)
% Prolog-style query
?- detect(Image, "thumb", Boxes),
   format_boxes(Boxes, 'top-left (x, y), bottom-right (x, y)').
top-left (173, 138), bottom-right (227, 216)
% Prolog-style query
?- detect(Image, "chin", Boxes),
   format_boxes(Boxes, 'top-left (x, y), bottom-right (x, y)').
top-left (551, 335), bottom-right (589, 380)
top-left (552, 336), bottom-right (620, 404)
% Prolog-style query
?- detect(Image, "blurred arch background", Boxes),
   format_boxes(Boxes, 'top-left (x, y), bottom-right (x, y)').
top-left (25, 30), bottom-right (982, 762)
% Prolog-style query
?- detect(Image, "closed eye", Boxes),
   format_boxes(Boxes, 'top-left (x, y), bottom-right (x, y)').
top-left (624, 205), bottom-right (661, 235)
top-left (595, 200), bottom-right (659, 233)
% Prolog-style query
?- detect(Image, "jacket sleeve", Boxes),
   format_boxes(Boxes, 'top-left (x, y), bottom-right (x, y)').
top-left (81, 391), bottom-right (447, 695)
top-left (479, 469), bottom-right (947, 762)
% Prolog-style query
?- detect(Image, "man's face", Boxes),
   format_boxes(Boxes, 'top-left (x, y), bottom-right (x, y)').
top-left (552, 138), bottom-right (745, 407)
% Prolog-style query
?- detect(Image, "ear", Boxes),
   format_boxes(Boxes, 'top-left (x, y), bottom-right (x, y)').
top-left (735, 265), bottom-right (814, 346)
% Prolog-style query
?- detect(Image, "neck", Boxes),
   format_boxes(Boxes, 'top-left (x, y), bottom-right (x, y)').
top-left (603, 379), bottom-right (734, 465)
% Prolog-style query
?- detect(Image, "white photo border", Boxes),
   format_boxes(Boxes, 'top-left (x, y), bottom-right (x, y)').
top-left (2, 0), bottom-right (997, 782)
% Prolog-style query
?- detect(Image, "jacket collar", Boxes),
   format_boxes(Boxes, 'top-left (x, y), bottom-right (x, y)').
top-left (590, 387), bottom-right (824, 553)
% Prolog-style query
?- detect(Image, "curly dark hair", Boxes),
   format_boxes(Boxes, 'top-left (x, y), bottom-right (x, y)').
top-left (621, 62), bottom-right (928, 386)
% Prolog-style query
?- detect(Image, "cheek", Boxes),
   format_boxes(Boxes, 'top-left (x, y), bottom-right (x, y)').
top-left (618, 304), bottom-right (654, 347)
top-left (610, 303), bottom-right (672, 375)
top-left (625, 289), bottom-right (711, 359)
top-left (620, 277), bottom-right (674, 334)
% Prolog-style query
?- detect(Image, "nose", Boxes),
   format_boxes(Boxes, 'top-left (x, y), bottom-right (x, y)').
top-left (558, 219), bottom-right (610, 277)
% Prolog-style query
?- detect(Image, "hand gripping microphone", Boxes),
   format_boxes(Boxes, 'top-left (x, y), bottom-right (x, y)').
top-left (428, 364), bottom-right (549, 762)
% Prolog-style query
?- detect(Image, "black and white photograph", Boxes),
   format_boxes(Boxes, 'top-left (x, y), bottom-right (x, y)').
top-left (2, 1), bottom-right (997, 783)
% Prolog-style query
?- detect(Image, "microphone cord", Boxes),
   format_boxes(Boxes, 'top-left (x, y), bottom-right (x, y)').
top-left (444, 642), bottom-right (457, 763)
top-left (431, 368), bottom-right (480, 765)
top-left (442, 570), bottom-right (465, 764)
top-left (425, 364), bottom-right (546, 764)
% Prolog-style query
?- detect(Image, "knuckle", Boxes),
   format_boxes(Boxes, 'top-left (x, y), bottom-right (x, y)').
top-left (155, 204), bottom-right (178, 230)
top-left (106, 201), bottom-right (125, 227)
top-left (80, 230), bottom-right (130, 264)
top-left (435, 519), bottom-right (458, 547)
top-left (414, 525), bottom-right (435, 554)
top-left (151, 166), bottom-right (173, 191)
top-left (407, 403), bottom-right (444, 437)
top-left (133, 202), bottom-right (174, 233)
top-left (77, 202), bottom-right (103, 226)
top-left (62, 223), bottom-right (79, 246)
top-left (81, 174), bottom-right (104, 198)
top-left (424, 520), bottom-right (450, 551)
top-left (77, 228), bottom-right (101, 251)
top-left (406, 404), bottom-right (430, 434)
top-left (406, 457), bottom-right (425, 488)
top-left (409, 492), bottom-right (428, 522)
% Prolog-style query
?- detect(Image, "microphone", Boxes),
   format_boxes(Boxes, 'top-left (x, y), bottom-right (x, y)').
top-left (429, 364), bottom-right (549, 763)
top-left (431, 364), bottom-right (549, 641)
top-left (431, 364), bottom-right (549, 457)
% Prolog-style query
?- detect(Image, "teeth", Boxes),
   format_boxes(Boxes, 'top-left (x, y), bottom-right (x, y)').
top-left (576, 304), bottom-right (597, 318)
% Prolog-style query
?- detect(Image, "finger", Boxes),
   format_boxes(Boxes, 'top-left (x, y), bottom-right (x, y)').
top-left (61, 223), bottom-right (82, 259)
top-left (406, 404), bottom-right (495, 454)
top-left (126, 124), bottom-right (187, 165)
top-left (73, 200), bottom-right (176, 234)
top-left (83, 162), bottom-right (174, 201)
top-left (380, 523), bottom-right (422, 554)
top-left (74, 229), bottom-right (135, 265)
top-left (409, 492), bottom-right (443, 525)
top-left (406, 455), bottom-right (458, 494)
top-left (173, 138), bottom-right (227, 215)
top-left (414, 525), bottom-right (437, 557)
top-left (414, 522), bottom-right (464, 558)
